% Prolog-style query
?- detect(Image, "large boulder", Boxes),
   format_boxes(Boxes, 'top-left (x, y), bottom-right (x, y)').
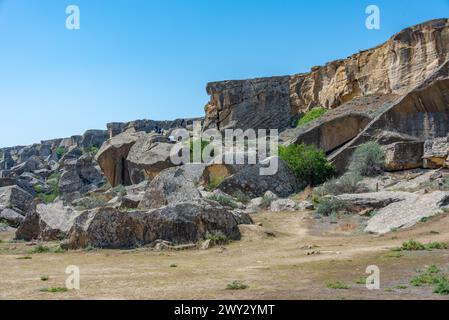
top-left (96, 130), bottom-right (144, 187)
top-left (364, 191), bottom-right (449, 234)
top-left (0, 208), bottom-right (24, 227)
top-left (0, 185), bottom-right (33, 214)
top-left (126, 134), bottom-right (176, 185)
top-left (59, 155), bottom-right (104, 198)
top-left (67, 201), bottom-right (250, 249)
top-left (15, 201), bottom-right (81, 241)
top-left (383, 141), bottom-right (424, 171)
top-left (423, 137), bottom-right (449, 169)
top-left (138, 165), bottom-right (203, 209)
top-left (217, 156), bottom-right (300, 198)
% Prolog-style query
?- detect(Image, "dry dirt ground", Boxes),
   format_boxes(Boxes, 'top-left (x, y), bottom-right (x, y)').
top-left (1, 210), bottom-right (449, 300)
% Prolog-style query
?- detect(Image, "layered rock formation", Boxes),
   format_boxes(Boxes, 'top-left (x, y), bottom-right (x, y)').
top-left (204, 19), bottom-right (449, 133)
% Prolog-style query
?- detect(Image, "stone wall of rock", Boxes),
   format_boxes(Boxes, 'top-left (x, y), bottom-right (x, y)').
top-left (203, 19), bottom-right (449, 132)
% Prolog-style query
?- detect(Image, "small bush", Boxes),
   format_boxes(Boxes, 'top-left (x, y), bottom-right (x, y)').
top-left (319, 172), bottom-right (362, 196)
top-left (84, 146), bottom-right (99, 155)
top-left (40, 287), bottom-right (68, 293)
top-left (29, 245), bottom-right (51, 254)
top-left (401, 239), bottom-right (426, 251)
top-left (434, 278), bottom-right (449, 295)
top-left (226, 281), bottom-right (249, 290)
top-left (206, 176), bottom-right (224, 191)
top-left (395, 284), bottom-right (408, 290)
top-left (207, 194), bottom-right (237, 209)
top-left (74, 196), bottom-right (108, 210)
top-left (355, 277), bottom-right (367, 285)
top-left (425, 242), bottom-right (448, 250)
top-left (316, 198), bottom-right (346, 216)
top-left (189, 139), bottom-right (211, 163)
top-left (348, 142), bottom-right (385, 177)
top-left (55, 147), bottom-right (68, 160)
top-left (296, 107), bottom-right (327, 128)
top-left (205, 231), bottom-right (229, 245)
top-left (233, 192), bottom-right (250, 205)
top-left (37, 192), bottom-right (59, 204)
top-left (279, 144), bottom-right (335, 186)
top-left (326, 281), bottom-right (350, 290)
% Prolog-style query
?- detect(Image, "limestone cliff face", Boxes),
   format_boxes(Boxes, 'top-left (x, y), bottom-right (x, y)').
top-left (204, 19), bottom-right (449, 131)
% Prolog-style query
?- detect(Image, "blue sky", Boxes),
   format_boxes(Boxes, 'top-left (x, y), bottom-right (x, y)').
top-left (0, 0), bottom-right (448, 147)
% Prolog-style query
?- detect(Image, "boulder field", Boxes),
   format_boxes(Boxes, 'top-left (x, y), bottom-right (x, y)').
top-left (2, 19), bottom-right (449, 246)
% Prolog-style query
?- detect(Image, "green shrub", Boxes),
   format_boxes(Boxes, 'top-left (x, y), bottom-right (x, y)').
top-left (55, 147), bottom-right (68, 160)
top-left (40, 287), bottom-right (68, 293)
top-left (326, 281), bottom-right (350, 290)
top-left (226, 281), bottom-right (249, 290)
top-left (206, 176), bottom-right (224, 191)
top-left (279, 144), bottom-right (335, 186)
top-left (425, 242), bottom-right (448, 250)
top-left (28, 245), bottom-right (51, 254)
top-left (401, 239), bottom-right (426, 251)
top-left (189, 139), bottom-right (211, 163)
top-left (434, 278), bottom-right (449, 295)
top-left (37, 192), bottom-right (59, 204)
top-left (204, 231), bottom-right (229, 245)
top-left (74, 196), bottom-right (108, 210)
top-left (348, 142), bottom-right (385, 177)
top-left (316, 198), bottom-right (346, 216)
top-left (207, 194), bottom-right (237, 209)
top-left (319, 172), bottom-right (362, 196)
top-left (84, 146), bottom-right (99, 155)
top-left (296, 107), bottom-right (327, 128)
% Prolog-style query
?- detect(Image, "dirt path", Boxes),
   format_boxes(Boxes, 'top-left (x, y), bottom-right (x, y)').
top-left (1, 210), bottom-right (449, 300)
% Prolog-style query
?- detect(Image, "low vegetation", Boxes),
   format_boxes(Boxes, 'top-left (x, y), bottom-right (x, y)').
top-left (55, 147), bottom-right (68, 160)
top-left (206, 176), bottom-right (224, 191)
top-left (315, 197), bottom-right (347, 216)
top-left (395, 239), bottom-right (448, 252)
top-left (279, 144), bottom-right (335, 186)
top-left (410, 265), bottom-right (449, 295)
top-left (39, 287), bottom-right (68, 293)
top-left (74, 196), bottom-right (108, 210)
top-left (207, 194), bottom-right (238, 209)
top-left (226, 281), bottom-right (249, 290)
top-left (326, 281), bottom-right (350, 290)
top-left (348, 142), bottom-right (385, 177)
top-left (28, 245), bottom-right (51, 254)
top-left (296, 107), bottom-right (327, 128)
top-left (40, 276), bottom-right (49, 282)
top-left (189, 139), bottom-right (211, 163)
top-left (204, 231), bottom-right (229, 246)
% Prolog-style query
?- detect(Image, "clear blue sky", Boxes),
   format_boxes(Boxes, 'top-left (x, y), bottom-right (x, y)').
top-left (0, 0), bottom-right (448, 147)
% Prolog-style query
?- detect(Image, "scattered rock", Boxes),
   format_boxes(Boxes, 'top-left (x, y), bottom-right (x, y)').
top-left (67, 201), bottom-right (247, 249)
top-left (270, 199), bottom-right (297, 212)
top-left (16, 201), bottom-right (81, 241)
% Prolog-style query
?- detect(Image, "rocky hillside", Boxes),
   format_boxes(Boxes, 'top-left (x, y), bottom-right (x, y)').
top-left (2, 19), bottom-right (449, 251)
top-left (204, 19), bottom-right (449, 132)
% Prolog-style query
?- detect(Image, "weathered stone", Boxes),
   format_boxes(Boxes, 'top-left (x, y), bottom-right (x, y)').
top-left (364, 191), bottom-right (449, 234)
top-left (384, 141), bottom-right (424, 171)
top-left (67, 201), bottom-right (247, 249)
top-left (15, 201), bottom-right (81, 241)
top-left (270, 199), bottom-right (297, 212)
top-left (218, 157), bottom-right (299, 198)
top-left (0, 185), bottom-right (33, 213)
top-left (138, 166), bottom-right (203, 209)
top-left (423, 137), bottom-right (449, 169)
top-left (126, 134), bottom-right (176, 185)
top-left (96, 130), bottom-right (145, 187)
top-left (0, 208), bottom-right (24, 227)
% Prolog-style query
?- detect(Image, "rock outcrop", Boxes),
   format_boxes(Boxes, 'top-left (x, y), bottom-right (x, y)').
top-left (204, 19), bottom-right (449, 133)
top-left (16, 201), bottom-right (81, 241)
top-left (217, 157), bottom-right (300, 198)
top-left (138, 166), bottom-right (203, 210)
top-left (67, 201), bottom-right (249, 249)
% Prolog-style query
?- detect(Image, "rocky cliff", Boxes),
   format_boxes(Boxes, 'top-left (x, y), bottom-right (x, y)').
top-left (203, 19), bottom-right (449, 131)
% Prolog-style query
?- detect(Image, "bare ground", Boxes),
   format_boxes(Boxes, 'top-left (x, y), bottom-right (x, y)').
top-left (1, 210), bottom-right (449, 300)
